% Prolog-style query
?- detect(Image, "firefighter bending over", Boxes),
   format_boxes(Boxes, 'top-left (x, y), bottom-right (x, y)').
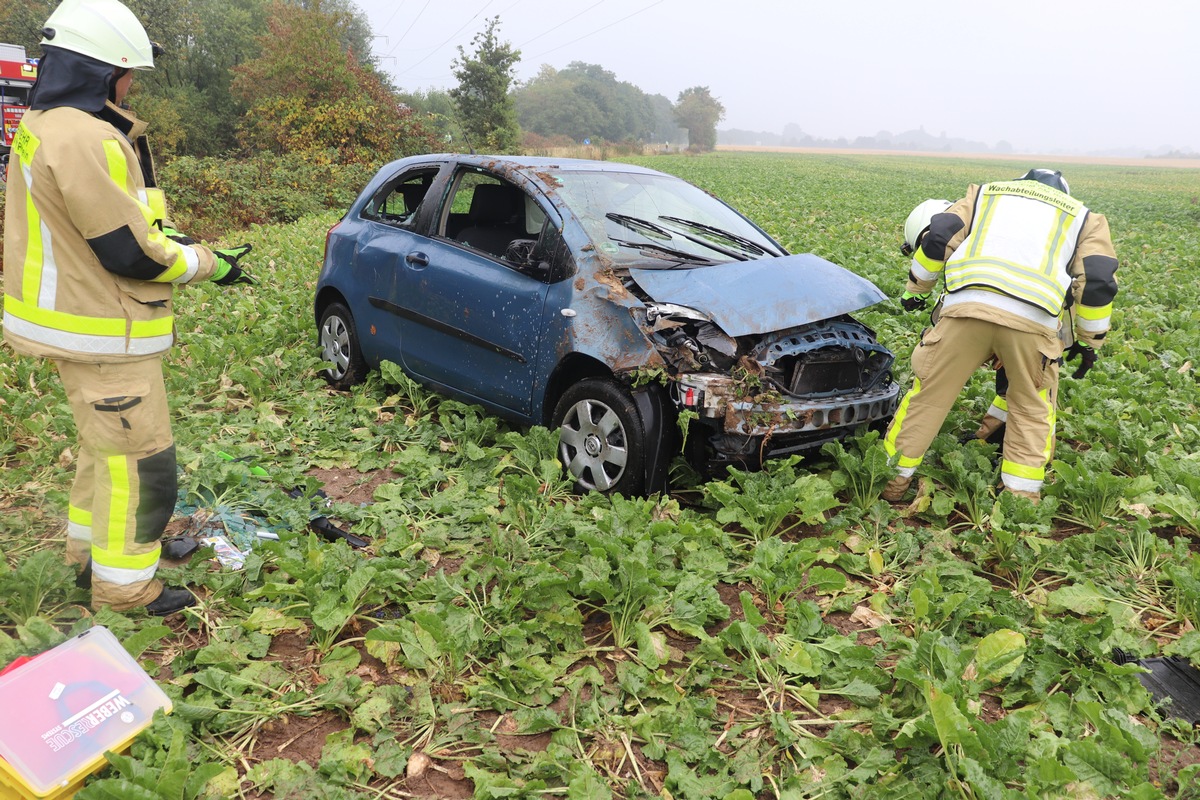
top-left (883, 169), bottom-right (1119, 503)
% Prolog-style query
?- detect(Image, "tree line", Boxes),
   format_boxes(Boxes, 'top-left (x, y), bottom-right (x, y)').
top-left (3, 4), bottom-right (726, 159)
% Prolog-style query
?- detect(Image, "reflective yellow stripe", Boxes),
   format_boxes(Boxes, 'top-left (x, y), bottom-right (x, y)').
top-left (992, 396), bottom-right (1009, 413)
top-left (913, 248), bottom-right (944, 275)
top-left (22, 177), bottom-right (45, 304)
top-left (4, 293), bottom-right (173, 338)
top-left (967, 193), bottom-right (998, 260)
top-left (69, 504), bottom-right (93, 526)
top-left (103, 139), bottom-right (129, 191)
top-left (999, 387), bottom-right (1055, 482)
top-left (93, 454), bottom-right (161, 572)
top-left (1039, 387), bottom-right (1056, 464)
top-left (147, 230), bottom-right (191, 283)
top-left (946, 260), bottom-right (1066, 313)
top-left (1001, 460), bottom-right (1045, 481)
top-left (884, 378), bottom-right (925, 469)
top-left (142, 188), bottom-right (166, 226)
top-left (92, 544), bottom-right (161, 571)
top-left (14, 122), bottom-right (45, 305)
top-left (112, 143), bottom-right (190, 283)
top-left (1042, 206), bottom-right (1073, 277)
top-left (1076, 303), bottom-right (1112, 321)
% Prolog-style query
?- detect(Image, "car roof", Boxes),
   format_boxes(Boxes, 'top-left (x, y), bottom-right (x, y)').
top-left (395, 153), bottom-right (670, 180)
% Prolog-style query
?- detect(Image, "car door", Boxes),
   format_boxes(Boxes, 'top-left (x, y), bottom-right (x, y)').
top-left (350, 163), bottom-right (446, 365)
top-left (397, 169), bottom-right (553, 418)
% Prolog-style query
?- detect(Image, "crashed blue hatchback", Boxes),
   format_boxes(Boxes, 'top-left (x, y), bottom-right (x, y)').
top-left (315, 155), bottom-right (899, 494)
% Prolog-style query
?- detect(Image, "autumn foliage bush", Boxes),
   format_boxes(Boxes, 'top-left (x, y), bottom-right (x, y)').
top-left (150, 1), bottom-right (440, 242)
top-left (159, 152), bottom-right (376, 242)
top-left (230, 2), bottom-right (436, 168)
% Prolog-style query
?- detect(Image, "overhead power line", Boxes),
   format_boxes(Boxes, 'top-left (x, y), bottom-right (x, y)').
top-left (396, 0), bottom-right (498, 76)
top-left (385, 0), bottom-right (433, 58)
top-left (526, 0), bottom-right (666, 60)
top-left (516, 0), bottom-right (606, 49)
top-left (377, 0), bottom-right (407, 37)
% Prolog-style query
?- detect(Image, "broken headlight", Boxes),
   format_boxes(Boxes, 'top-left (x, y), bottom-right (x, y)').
top-left (640, 303), bottom-right (740, 372)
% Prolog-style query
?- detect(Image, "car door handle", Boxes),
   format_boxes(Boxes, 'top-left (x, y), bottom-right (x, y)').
top-left (405, 252), bottom-right (429, 268)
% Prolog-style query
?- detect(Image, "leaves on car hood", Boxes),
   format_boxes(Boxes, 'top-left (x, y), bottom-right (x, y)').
top-left (628, 253), bottom-right (887, 337)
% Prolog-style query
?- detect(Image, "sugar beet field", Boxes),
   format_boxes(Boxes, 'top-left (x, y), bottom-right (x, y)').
top-left (2, 152), bottom-right (1200, 799)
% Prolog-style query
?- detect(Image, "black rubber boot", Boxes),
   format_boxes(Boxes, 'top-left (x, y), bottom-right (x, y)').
top-left (983, 422), bottom-right (1006, 445)
top-left (75, 559), bottom-right (92, 590)
top-left (145, 586), bottom-right (197, 616)
top-left (959, 421), bottom-right (1006, 445)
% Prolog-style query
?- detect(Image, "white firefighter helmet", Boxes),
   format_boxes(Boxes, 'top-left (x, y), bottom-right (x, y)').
top-left (903, 199), bottom-right (952, 255)
top-left (41, 0), bottom-right (157, 69)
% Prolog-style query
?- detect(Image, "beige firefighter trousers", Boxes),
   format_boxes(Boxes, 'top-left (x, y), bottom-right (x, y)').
top-left (883, 316), bottom-right (1061, 494)
top-left (55, 357), bottom-right (175, 610)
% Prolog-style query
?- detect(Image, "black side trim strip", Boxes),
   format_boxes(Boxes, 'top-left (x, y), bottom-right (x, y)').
top-left (368, 296), bottom-right (527, 364)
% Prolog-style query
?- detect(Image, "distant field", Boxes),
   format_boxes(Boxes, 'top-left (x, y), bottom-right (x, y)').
top-left (2, 151), bottom-right (1198, 799)
top-left (716, 143), bottom-right (1200, 170)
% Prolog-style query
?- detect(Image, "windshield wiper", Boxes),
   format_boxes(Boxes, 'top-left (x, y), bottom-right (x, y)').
top-left (658, 215), bottom-right (782, 258)
top-left (611, 238), bottom-right (715, 266)
top-left (607, 211), bottom-right (745, 262)
top-left (605, 212), bottom-right (673, 240)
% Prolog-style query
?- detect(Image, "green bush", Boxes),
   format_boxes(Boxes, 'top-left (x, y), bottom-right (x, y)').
top-left (159, 151), bottom-right (377, 241)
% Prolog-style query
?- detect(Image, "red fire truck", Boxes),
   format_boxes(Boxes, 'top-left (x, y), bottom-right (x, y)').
top-left (1, 43), bottom-right (39, 174)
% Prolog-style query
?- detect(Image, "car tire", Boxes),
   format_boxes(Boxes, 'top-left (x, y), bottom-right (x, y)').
top-left (552, 377), bottom-right (647, 495)
top-left (318, 302), bottom-right (367, 389)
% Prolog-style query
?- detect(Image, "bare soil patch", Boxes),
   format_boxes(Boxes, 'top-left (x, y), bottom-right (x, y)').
top-left (307, 466), bottom-right (395, 506)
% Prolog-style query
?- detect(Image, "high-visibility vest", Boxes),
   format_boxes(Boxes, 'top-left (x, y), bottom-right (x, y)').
top-left (944, 181), bottom-right (1087, 316)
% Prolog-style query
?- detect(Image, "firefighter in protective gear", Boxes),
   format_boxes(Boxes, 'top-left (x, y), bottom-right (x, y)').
top-left (882, 169), bottom-right (1118, 503)
top-left (2, 0), bottom-right (254, 614)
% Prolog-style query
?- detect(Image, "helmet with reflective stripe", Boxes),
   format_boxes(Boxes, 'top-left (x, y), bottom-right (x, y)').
top-left (903, 199), bottom-right (951, 255)
top-left (1016, 168), bottom-right (1069, 195)
top-left (41, 0), bottom-right (156, 69)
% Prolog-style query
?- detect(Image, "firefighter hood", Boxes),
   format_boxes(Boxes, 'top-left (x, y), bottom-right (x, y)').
top-left (28, 46), bottom-right (114, 113)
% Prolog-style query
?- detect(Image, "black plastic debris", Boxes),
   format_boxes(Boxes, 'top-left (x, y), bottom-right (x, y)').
top-left (287, 488), bottom-right (369, 549)
top-left (1113, 649), bottom-right (1200, 724)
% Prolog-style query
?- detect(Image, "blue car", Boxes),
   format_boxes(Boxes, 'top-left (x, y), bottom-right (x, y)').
top-left (315, 155), bottom-right (899, 494)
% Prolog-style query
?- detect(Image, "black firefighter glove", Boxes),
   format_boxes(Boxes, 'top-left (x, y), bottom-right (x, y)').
top-left (212, 244), bottom-right (255, 286)
top-left (1065, 342), bottom-right (1097, 379)
top-left (900, 290), bottom-right (929, 312)
top-left (159, 224), bottom-right (196, 245)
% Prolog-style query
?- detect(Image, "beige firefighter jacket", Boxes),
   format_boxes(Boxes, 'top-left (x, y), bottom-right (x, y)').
top-left (906, 182), bottom-right (1119, 349)
top-left (3, 102), bottom-right (218, 363)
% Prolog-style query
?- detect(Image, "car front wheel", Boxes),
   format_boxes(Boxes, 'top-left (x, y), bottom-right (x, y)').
top-left (553, 377), bottom-right (647, 495)
top-left (318, 302), bottom-right (367, 389)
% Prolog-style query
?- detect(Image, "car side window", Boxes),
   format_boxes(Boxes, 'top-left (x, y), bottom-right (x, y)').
top-left (442, 169), bottom-right (571, 282)
top-left (361, 169), bottom-right (436, 227)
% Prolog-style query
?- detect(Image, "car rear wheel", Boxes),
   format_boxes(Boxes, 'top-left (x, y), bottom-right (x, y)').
top-left (553, 377), bottom-right (647, 495)
top-left (318, 302), bottom-right (367, 389)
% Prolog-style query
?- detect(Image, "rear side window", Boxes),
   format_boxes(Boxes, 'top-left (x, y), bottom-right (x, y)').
top-left (362, 168), bottom-right (438, 227)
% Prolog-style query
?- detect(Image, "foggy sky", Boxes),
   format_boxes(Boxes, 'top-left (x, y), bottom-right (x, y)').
top-left (358, 0), bottom-right (1200, 155)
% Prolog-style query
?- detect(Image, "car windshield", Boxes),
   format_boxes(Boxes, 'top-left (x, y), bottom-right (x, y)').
top-left (549, 170), bottom-right (784, 266)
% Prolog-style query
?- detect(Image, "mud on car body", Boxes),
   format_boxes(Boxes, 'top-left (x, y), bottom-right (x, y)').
top-left (314, 154), bottom-right (900, 495)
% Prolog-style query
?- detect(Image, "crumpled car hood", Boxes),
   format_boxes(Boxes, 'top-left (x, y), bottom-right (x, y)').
top-left (629, 254), bottom-right (887, 337)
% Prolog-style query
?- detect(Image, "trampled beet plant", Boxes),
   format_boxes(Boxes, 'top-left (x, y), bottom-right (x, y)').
top-left (2, 153), bottom-right (1200, 799)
